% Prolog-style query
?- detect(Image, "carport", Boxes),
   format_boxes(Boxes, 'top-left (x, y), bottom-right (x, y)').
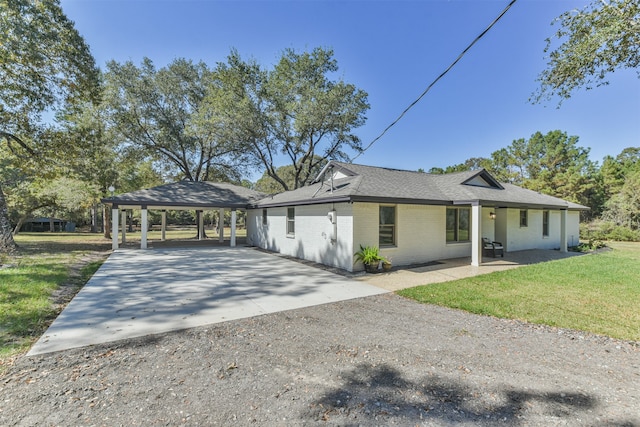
top-left (102, 181), bottom-right (265, 250)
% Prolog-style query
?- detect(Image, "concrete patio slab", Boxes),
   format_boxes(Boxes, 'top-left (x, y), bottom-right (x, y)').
top-left (28, 247), bottom-right (387, 356)
top-left (358, 249), bottom-right (584, 291)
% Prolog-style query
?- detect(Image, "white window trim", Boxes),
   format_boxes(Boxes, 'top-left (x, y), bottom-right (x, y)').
top-left (520, 209), bottom-right (528, 228)
top-left (542, 210), bottom-right (550, 238)
top-left (286, 207), bottom-right (295, 237)
top-left (446, 207), bottom-right (471, 243)
top-left (379, 205), bottom-right (397, 247)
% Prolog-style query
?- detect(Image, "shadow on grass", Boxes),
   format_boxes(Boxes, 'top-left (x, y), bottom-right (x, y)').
top-left (15, 241), bottom-right (112, 255)
top-left (304, 363), bottom-right (623, 425)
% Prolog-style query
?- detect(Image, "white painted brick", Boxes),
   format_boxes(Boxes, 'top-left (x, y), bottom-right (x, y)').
top-left (247, 202), bottom-right (582, 272)
top-left (247, 203), bottom-right (354, 271)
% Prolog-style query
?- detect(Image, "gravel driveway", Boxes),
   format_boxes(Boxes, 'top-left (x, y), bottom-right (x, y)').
top-left (1, 293), bottom-right (638, 426)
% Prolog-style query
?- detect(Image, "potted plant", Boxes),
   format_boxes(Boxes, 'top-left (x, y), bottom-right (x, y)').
top-left (354, 244), bottom-right (383, 273)
top-left (382, 258), bottom-right (392, 272)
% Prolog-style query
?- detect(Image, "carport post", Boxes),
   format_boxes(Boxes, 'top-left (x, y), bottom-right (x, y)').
top-left (161, 210), bottom-right (166, 241)
top-left (471, 203), bottom-right (482, 266)
top-left (218, 208), bottom-right (224, 243)
top-left (111, 205), bottom-right (119, 250)
top-left (230, 209), bottom-right (237, 247)
top-left (140, 206), bottom-right (148, 249)
top-left (198, 210), bottom-right (204, 241)
top-left (121, 209), bottom-right (127, 244)
top-left (560, 209), bottom-right (568, 253)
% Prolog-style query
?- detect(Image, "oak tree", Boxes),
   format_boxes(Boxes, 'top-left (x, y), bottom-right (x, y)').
top-left (0, 0), bottom-right (98, 252)
top-left (202, 48), bottom-right (369, 191)
top-left (533, 0), bottom-right (640, 103)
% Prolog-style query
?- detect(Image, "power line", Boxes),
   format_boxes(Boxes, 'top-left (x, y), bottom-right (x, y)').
top-left (352, 0), bottom-right (518, 162)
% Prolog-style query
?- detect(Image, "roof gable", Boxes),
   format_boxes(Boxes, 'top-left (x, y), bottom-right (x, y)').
top-left (461, 170), bottom-right (504, 190)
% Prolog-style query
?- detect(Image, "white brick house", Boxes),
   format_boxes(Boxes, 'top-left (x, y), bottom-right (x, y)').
top-left (103, 161), bottom-right (586, 272)
top-left (246, 161), bottom-right (586, 272)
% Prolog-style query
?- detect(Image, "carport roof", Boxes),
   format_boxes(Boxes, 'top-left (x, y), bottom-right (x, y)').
top-left (101, 181), bottom-right (265, 210)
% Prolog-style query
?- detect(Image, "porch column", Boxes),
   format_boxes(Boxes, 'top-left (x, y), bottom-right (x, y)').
top-left (560, 209), bottom-right (568, 253)
top-left (140, 206), bottom-right (148, 249)
top-left (112, 205), bottom-right (119, 250)
top-left (218, 208), bottom-right (225, 243)
top-left (471, 203), bottom-right (482, 266)
top-left (198, 210), bottom-right (204, 241)
top-left (230, 209), bottom-right (237, 247)
top-left (161, 210), bottom-right (167, 241)
top-left (121, 209), bottom-right (127, 244)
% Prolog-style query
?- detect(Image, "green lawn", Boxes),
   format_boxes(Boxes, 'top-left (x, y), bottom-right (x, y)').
top-left (0, 233), bottom-right (112, 363)
top-left (398, 242), bottom-right (640, 342)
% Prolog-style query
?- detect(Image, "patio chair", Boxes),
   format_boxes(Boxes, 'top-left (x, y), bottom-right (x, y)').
top-left (482, 237), bottom-right (504, 258)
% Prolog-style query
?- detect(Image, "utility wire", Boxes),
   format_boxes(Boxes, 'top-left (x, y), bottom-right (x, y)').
top-left (352, 0), bottom-right (518, 162)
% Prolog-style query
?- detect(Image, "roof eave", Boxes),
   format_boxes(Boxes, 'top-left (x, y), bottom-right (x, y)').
top-left (452, 199), bottom-right (589, 210)
top-left (101, 198), bottom-right (251, 209)
top-left (250, 195), bottom-right (353, 208)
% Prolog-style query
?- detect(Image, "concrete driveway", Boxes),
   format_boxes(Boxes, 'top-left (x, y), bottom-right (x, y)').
top-left (29, 247), bottom-right (387, 356)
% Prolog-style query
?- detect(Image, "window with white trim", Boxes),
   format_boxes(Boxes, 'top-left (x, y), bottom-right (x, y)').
top-left (520, 209), bottom-right (528, 227)
top-left (262, 209), bottom-right (267, 226)
top-left (446, 207), bottom-right (471, 242)
top-left (379, 205), bottom-right (396, 246)
top-left (286, 207), bottom-right (295, 236)
top-left (542, 210), bottom-right (549, 237)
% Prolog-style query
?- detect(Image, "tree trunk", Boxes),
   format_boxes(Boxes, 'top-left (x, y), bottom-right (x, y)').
top-left (195, 210), bottom-right (208, 239)
top-left (12, 216), bottom-right (25, 235)
top-left (90, 204), bottom-right (97, 233)
top-left (103, 204), bottom-right (111, 239)
top-left (0, 183), bottom-right (18, 253)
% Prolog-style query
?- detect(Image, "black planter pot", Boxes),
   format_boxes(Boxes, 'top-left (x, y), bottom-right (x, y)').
top-left (364, 262), bottom-right (380, 273)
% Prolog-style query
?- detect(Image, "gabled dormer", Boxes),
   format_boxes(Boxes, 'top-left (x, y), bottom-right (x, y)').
top-left (312, 160), bottom-right (358, 183)
top-left (461, 169), bottom-right (504, 190)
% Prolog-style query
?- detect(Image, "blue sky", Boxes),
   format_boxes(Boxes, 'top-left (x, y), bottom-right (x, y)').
top-left (60, 0), bottom-right (639, 175)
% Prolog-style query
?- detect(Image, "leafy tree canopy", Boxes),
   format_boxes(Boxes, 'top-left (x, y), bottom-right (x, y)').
top-left (428, 158), bottom-right (492, 174)
top-left (533, 0), bottom-right (640, 103)
top-left (0, 0), bottom-right (99, 144)
top-left (428, 131), bottom-right (599, 217)
top-left (201, 47), bottom-right (369, 191)
top-left (254, 158), bottom-right (326, 194)
top-left (0, 0), bottom-right (98, 252)
top-left (104, 58), bottom-right (240, 183)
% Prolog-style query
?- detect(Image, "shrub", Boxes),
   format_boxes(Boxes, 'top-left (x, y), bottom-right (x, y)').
top-left (354, 245), bottom-right (384, 265)
top-left (581, 221), bottom-right (640, 243)
top-left (607, 226), bottom-right (640, 242)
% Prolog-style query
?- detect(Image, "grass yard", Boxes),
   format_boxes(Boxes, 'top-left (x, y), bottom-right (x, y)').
top-left (0, 228), bottom-right (245, 367)
top-left (127, 226), bottom-right (247, 242)
top-left (398, 242), bottom-right (640, 342)
top-left (0, 233), bottom-right (112, 365)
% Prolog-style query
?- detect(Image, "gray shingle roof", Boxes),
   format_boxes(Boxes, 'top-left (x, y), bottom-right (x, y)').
top-left (102, 181), bottom-right (265, 209)
top-left (253, 161), bottom-right (589, 210)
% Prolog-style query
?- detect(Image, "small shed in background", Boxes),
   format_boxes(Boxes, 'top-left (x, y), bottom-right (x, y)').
top-left (20, 218), bottom-right (76, 232)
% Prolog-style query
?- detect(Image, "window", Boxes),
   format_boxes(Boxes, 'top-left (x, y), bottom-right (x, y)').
top-left (520, 209), bottom-right (528, 227)
top-left (262, 209), bottom-right (267, 226)
top-left (379, 205), bottom-right (396, 246)
top-left (286, 207), bottom-right (295, 236)
top-left (446, 207), bottom-right (471, 242)
top-left (542, 210), bottom-right (549, 237)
